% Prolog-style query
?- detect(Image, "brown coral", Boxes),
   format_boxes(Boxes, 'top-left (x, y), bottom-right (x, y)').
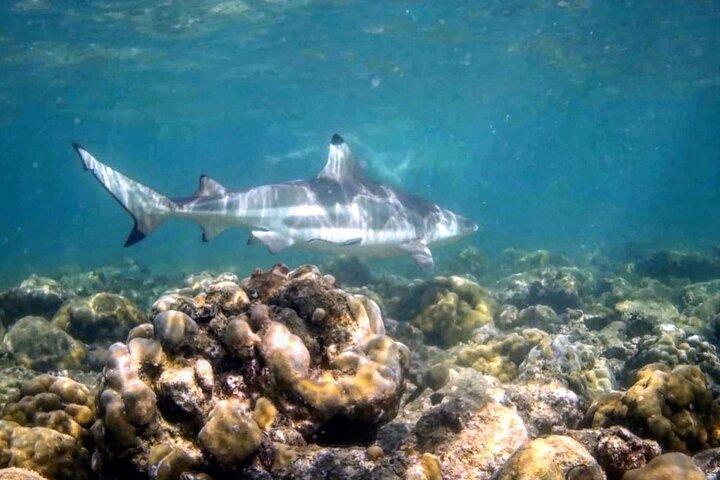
top-left (588, 363), bottom-right (720, 453)
top-left (92, 264), bottom-right (409, 478)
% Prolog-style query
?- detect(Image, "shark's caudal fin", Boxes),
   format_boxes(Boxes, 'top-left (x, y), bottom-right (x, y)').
top-left (73, 144), bottom-right (176, 246)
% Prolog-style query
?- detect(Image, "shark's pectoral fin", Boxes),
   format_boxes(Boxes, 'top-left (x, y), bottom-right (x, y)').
top-left (307, 237), bottom-right (362, 246)
top-left (400, 240), bottom-right (434, 269)
top-left (249, 230), bottom-right (294, 254)
top-left (200, 224), bottom-right (227, 242)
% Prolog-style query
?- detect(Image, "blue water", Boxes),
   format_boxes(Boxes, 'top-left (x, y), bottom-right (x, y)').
top-left (1, 0), bottom-right (719, 282)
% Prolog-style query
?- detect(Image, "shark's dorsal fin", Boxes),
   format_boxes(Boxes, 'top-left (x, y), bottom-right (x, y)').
top-left (317, 134), bottom-right (362, 182)
top-left (195, 175), bottom-right (228, 197)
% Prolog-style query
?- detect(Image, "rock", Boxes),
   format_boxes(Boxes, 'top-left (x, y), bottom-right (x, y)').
top-left (504, 379), bottom-right (584, 437)
top-left (1, 317), bottom-right (85, 372)
top-left (92, 264), bottom-right (409, 478)
top-left (495, 435), bottom-right (606, 479)
top-left (0, 277), bottom-right (71, 327)
top-left (588, 363), bottom-right (720, 453)
top-left (622, 452), bottom-right (705, 480)
top-left (557, 426), bottom-right (661, 480)
top-left (418, 401), bottom-right (528, 479)
top-left (51, 293), bottom-right (146, 345)
top-left (692, 447), bottom-right (720, 480)
top-left (0, 468), bottom-right (48, 480)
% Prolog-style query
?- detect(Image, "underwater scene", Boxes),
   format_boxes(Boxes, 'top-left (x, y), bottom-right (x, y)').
top-left (1, 1), bottom-right (720, 479)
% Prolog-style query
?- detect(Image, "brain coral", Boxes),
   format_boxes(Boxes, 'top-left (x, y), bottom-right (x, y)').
top-left (91, 264), bottom-right (409, 479)
top-left (588, 363), bottom-right (720, 453)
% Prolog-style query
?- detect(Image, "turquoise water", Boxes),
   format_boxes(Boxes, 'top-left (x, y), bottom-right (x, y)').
top-left (1, 0), bottom-right (719, 282)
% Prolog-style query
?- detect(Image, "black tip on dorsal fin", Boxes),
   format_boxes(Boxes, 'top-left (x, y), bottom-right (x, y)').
top-left (195, 175), bottom-right (227, 197)
top-left (330, 133), bottom-right (344, 145)
top-left (124, 222), bottom-right (147, 247)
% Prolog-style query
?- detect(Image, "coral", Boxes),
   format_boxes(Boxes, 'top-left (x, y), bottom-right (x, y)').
top-left (557, 426), bottom-right (661, 480)
top-left (0, 277), bottom-right (71, 327)
top-left (1, 375), bottom-right (95, 445)
top-left (92, 264), bottom-right (409, 478)
top-left (0, 421), bottom-right (90, 480)
top-left (495, 266), bottom-right (589, 311)
top-left (614, 299), bottom-right (692, 337)
top-left (322, 255), bottom-right (374, 287)
top-left (624, 323), bottom-right (720, 385)
top-left (588, 363), bottom-right (720, 453)
top-left (0, 369), bottom-right (37, 410)
top-left (1, 317), bottom-right (85, 372)
top-left (443, 246), bottom-right (485, 280)
top-left (51, 293), bottom-right (146, 345)
top-left (636, 250), bottom-right (720, 282)
top-left (495, 435), bottom-right (605, 480)
top-left (454, 328), bottom-right (547, 382)
top-left (399, 276), bottom-right (495, 347)
top-left (622, 452), bottom-right (705, 480)
top-left (516, 304), bottom-right (561, 331)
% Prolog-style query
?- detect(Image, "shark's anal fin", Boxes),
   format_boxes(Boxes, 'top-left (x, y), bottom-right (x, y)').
top-left (307, 237), bottom-right (362, 246)
top-left (400, 239), bottom-right (434, 269)
top-left (195, 175), bottom-right (228, 197)
top-left (201, 224), bottom-right (227, 242)
top-left (249, 230), bottom-right (295, 254)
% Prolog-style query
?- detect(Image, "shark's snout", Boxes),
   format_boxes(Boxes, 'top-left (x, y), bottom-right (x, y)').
top-left (458, 215), bottom-right (479, 235)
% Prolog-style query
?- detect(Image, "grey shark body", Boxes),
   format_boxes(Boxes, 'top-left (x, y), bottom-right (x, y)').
top-left (73, 134), bottom-right (477, 268)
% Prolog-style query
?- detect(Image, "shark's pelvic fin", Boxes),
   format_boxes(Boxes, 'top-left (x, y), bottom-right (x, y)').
top-left (400, 239), bottom-right (434, 269)
top-left (195, 175), bottom-right (228, 197)
top-left (73, 143), bottom-right (175, 247)
top-left (317, 133), bottom-right (363, 182)
top-left (249, 230), bottom-right (295, 254)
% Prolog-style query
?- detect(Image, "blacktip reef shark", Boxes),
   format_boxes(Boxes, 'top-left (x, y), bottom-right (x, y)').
top-left (72, 134), bottom-right (478, 268)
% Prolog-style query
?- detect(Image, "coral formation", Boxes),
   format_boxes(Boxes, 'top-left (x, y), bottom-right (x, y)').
top-left (588, 363), bottom-right (720, 453)
top-left (51, 293), bottom-right (146, 344)
top-left (0, 277), bottom-right (71, 326)
top-left (0, 373), bottom-right (94, 480)
top-left (1, 317), bottom-right (85, 371)
top-left (399, 276), bottom-right (495, 347)
top-left (91, 264), bottom-right (409, 478)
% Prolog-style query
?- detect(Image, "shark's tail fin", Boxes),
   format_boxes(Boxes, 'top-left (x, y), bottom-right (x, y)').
top-left (73, 143), bottom-right (176, 246)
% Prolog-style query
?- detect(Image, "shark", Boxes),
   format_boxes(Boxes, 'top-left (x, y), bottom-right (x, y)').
top-left (72, 134), bottom-right (478, 268)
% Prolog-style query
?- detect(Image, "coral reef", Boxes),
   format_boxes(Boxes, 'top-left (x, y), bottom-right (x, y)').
top-left (6, 246), bottom-right (720, 479)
